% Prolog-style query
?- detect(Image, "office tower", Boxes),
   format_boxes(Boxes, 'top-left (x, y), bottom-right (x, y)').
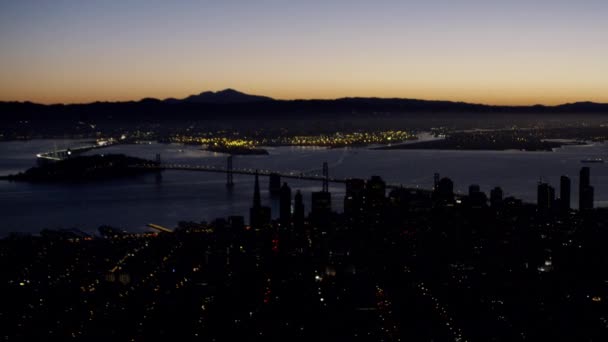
top-left (344, 178), bottom-right (365, 223)
top-left (468, 184), bottom-right (487, 208)
top-left (580, 186), bottom-right (594, 210)
top-left (490, 187), bottom-right (503, 208)
top-left (279, 182), bottom-right (292, 227)
top-left (345, 178), bottom-right (365, 198)
top-left (250, 172), bottom-right (271, 229)
top-left (311, 191), bottom-right (331, 215)
top-left (435, 177), bottom-right (455, 206)
top-left (579, 167), bottom-right (594, 210)
top-left (560, 175), bottom-right (571, 211)
top-left (365, 176), bottom-right (386, 207)
top-left (226, 155), bottom-right (234, 187)
top-left (293, 190), bottom-right (305, 227)
top-left (434, 173), bottom-right (440, 191)
top-left (311, 191), bottom-right (332, 227)
top-left (252, 171), bottom-right (261, 208)
top-left (580, 167), bottom-right (590, 188)
top-left (469, 184), bottom-right (480, 196)
top-left (438, 178), bottom-right (453, 195)
top-left (269, 173), bottom-right (281, 195)
top-left (537, 182), bottom-right (555, 210)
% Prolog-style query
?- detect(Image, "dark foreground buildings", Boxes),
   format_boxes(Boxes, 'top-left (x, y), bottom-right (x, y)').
top-left (580, 166), bottom-right (595, 210)
top-left (560, 175), bottom-right (571, 211)
top-left (2, 168), bottom-right (608, 341)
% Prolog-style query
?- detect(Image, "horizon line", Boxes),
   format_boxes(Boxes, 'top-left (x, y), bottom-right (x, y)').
top-left (1, 89), bottom-right (606, 108)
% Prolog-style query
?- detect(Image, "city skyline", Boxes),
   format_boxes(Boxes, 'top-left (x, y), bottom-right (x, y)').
top-left (3, 2), bottom-right (608, 338)
top-left (1, 0), bottom-right (607, 105)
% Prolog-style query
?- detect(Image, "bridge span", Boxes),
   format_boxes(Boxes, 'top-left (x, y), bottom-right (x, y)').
top-left (133, 161), bottom-right (421, 192)
top-left (136, 163), bottom-right (344, 183)
top-left (36, 141), bottom-right (117, 164)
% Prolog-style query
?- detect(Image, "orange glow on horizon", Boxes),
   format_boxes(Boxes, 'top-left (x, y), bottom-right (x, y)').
top-left (1, 85), bottom-right (606, 107)
top-left (1, 1), bottom-right (607, 106)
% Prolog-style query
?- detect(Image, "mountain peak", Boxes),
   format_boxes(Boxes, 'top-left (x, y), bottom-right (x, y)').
top-left (174, 89), bottom-right (274, 104)
top-left (217, 88), bottom-right (240, 94)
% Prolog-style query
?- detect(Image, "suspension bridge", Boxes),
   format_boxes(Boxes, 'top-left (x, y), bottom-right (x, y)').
top-left (31, 146), bottom-right (426, 192)
top-left (135, 155), bottom-right (338, 189)
top-left (134, 155), bottom-right (418, 191)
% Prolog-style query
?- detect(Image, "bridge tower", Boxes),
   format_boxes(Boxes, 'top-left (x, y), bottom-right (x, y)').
top-left (155, 153), bottom-right (161, 165)
top-left (226, 155), bottom-right (234, 187)
top-left (322, 161), bottom-right (329, 192)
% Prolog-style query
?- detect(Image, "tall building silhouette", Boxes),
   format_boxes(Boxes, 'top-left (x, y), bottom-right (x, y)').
top-left (434, 177), bottom-right (455, 206)
top-left (269, 173), bottom-right (281, 195)
top-left (537, 182), bottom-right (555, 211)
top-left (311, 191), bottom-right (332, 228)
top-left (560, 175), bottom-right (571, 211)
top-left (434, 173), bottom-right (440, 191)
top-left (322, 161), bottom-right (329, 193)
top-left (364, 176), bottom-right (387, 225)
top-left (249, 172), bottom-right (270, 229)
top-left (279, 182), bottom-right (292, 227)
top-left (490, 187), bottom-right (503, 208)
top-left (252, 171), bottom-right (261, 207)
top-left (293, 190), bottom-right (305, 228)
top-left (468, 184), bottom-right (487, 208)
top-left (580, 167), bottom-right (590, 188)
top-left (579, 167), bottom-right (594, 210)
top-left (365, 176), bottom-right (386, 210)
top-left (344, 178), bottom-right (365, 224)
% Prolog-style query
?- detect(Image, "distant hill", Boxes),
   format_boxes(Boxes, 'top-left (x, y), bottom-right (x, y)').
top-left (554, 101), bottom-right (608, 112)
top-left (167, 88), bottom-right (274, 104)
top-left (1, 90), bottom-right (608, 123)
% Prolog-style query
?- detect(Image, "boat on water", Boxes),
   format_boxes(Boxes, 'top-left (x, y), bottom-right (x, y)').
top-left (581, 158), bottom-right (604, 163)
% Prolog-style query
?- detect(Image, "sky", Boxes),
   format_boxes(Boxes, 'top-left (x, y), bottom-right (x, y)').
top-left (0, 0), bottom-right (607, 105)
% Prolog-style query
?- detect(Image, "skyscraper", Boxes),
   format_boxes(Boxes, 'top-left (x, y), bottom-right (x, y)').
top-left (434, 177), bottom-right (455, 206)
top-left (490, 187), bottom-right (503, 208)
top-left (580, 167), bottom-right (590, 188)
top-left (344, 178), bottom-right (365, 224)
top-left (580, 186), bottom-right (594, 210)
top-left (253, 171), bottom-right (261, 207)
top-left (293, 190), bottom-right (305, 228)
top-left (250, 172), bottom-right (271, 229)
top-left (537, 182), bottom-right (555, 211)
top-left (579, 167), bottom-right (594, 210)
top-left (434, 173), bottom-right (440, 191)
top-left (365, 176), bottom-right (386, 210)
top-left (468, 184), bottom-right (487, 208)
top-left (311, 191), bottom-right (332, 228)
top-left (279, 182), bottom-right (292, 227)
top-left (560, 175), bottom-right (571, 211)
top-left (269, 173), bottom-right (281, 195)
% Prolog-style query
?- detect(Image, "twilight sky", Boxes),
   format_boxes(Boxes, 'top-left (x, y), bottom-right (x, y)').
top-left (0, 0), bottom-right (607, 105)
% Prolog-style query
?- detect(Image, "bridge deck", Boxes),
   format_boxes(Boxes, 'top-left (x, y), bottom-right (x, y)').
top-left (134, 163), bottom-right (430, 192)
top-left (36, 143), bottom-right (116, 161)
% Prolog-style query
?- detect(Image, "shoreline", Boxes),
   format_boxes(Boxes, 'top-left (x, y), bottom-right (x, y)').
top-left (374, 138), bottom-right (587, 152)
